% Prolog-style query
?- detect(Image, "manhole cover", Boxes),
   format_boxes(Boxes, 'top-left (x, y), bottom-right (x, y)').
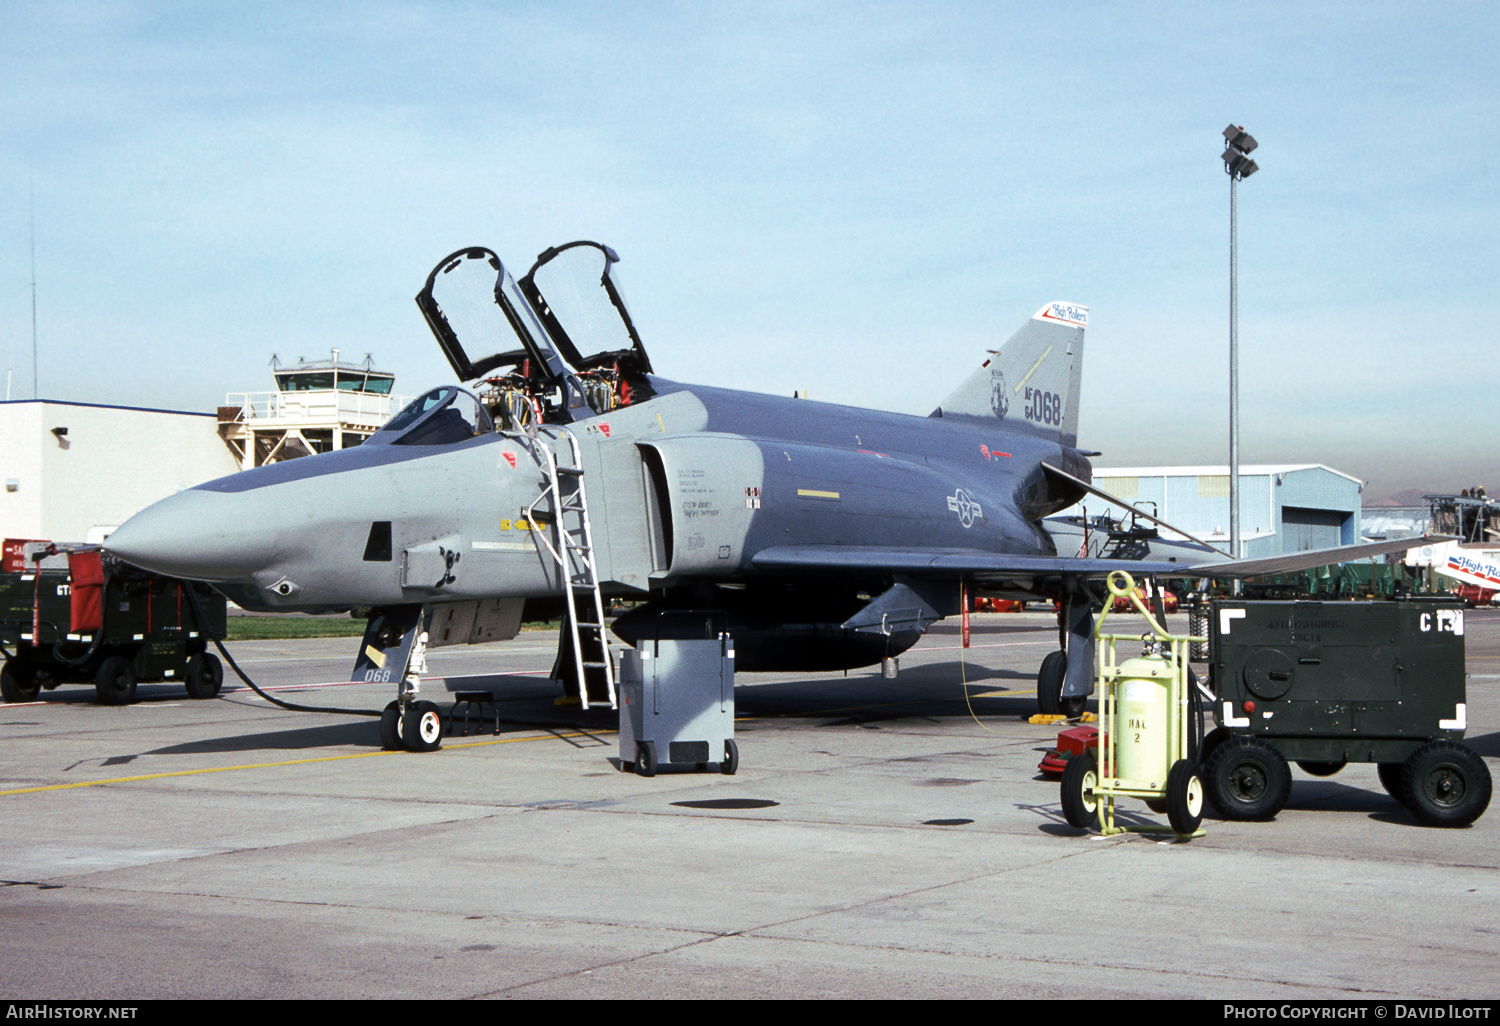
top-left (671, 798), bottom-right (780, 810)
top-left (923, 818), bottom-right (974, 826)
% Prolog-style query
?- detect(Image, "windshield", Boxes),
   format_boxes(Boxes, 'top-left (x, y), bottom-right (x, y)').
top-left (369, 386), bottom-right (492, 446)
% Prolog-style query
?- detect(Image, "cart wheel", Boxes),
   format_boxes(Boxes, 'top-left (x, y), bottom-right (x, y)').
top-left (1166, 759), bottom-right (1205, 835)
top-left (635, 741), bottom-right (657, 778)
top-left (1399, 741), bottom-right (1492, 828)
top-left (1060, 752), bottom-right (1100, 829)
top-left (1200, 726), bottom-right (1232, 768)
top-left (93, 657), bottom-right (138, 706)
top-left (721, 739), bottom-right (739, 776)
top-left (1036, 650), bottom-right (1067, 716)
top-left (184, 653), bottom-right (223, 699)
top-left (1296, 760), bottom-right (1346, 777)
top-left (1203, 737), bottom-right (1291, 820)
top-left (401, 700), bottom-right (443, 752)
top-left (0, 660), bottom-right (40, 703)
top-left (379, 700), bottom-right (403, 750)
top-left (1376, 762), bottom-right (1404, 800)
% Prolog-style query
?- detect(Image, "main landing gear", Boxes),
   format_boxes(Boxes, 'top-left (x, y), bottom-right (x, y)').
top-left (1036, 586), bottom-right (1095, 718)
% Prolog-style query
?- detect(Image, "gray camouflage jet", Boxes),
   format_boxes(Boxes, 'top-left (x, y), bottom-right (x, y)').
top-left (104, 243), bottom-right (1434, 749)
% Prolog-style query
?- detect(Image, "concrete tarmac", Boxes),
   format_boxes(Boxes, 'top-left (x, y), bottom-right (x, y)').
top-left (1, 610), bottom-right (1497, 1000)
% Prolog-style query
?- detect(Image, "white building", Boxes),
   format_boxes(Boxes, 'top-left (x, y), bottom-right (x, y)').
top-left (0, 400), bottom-right (240, 544)
top-left (1065, 464), bottom-right (1363, 558)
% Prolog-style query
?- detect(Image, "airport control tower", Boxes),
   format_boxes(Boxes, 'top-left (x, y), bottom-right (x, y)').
top-left (216, 351), bottom-right (410, 469)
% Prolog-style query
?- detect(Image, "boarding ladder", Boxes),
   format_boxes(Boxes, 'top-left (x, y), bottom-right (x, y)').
top-left (523, 427), bottom-right (617, 710)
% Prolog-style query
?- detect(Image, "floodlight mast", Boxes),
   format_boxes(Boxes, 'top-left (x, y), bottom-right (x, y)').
top-left (1222, 123), bottom-right (1258, 566)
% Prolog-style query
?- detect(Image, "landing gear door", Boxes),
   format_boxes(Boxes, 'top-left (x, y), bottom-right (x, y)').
top-left (519, 242), bottom-right (653, 376)
top-left (415, 247), bottom-right (571, 385)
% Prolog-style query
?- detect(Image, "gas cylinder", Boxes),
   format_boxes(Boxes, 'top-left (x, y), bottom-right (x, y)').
top-left (1112, 655), bottom-right (1173, 789)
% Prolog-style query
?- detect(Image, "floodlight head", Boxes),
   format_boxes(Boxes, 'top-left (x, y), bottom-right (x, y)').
top-left (1222, 150), bottom-right (1259, 179)
top-left (1222, 124), bottom-right (1258, 154)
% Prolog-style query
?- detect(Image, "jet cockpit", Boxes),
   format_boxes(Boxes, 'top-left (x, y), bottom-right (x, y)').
top-left (414, 243), bottom-right (656, 433)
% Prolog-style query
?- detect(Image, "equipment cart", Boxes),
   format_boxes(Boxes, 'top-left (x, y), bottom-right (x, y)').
top-left (618, 611), bottom-right (737, 777)
top-left (1202, 597), bottom-right (1490, 827)
top-left (0, 544), bottom-right (227, 705)
top-left (1060, 571), bottom-right (1206, 839)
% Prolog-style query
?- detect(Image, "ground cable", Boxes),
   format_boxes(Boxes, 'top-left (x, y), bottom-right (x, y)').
top-left (185, 587), bottom-right (382, 718)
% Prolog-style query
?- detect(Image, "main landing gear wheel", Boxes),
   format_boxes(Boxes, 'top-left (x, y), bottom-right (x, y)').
top-left (1399, 741), bottom-right (1492, 828)
top-left (94, 656), bottom-right (138, 706)
top-left (401, 700), bottom-right (443, 753)
top-left (184, 653), bottom-right (223, 699)
top-left (720, 739), bottom-right (739, 776)
top-left (1166, 759), bottom-right (1205, 835)
top-left (1060, 752), bottom-right (1100, 829)
top-left (1036, 650), bottom-right (1085, 717)
top-left (0, 660), bottom-right (40, 703)
top-left (635, 741), bottom-right (658, 778)
top-left (1203, 736), bottom-right (1291, 821)
top-left (380, 700), bottom-right (403, 750)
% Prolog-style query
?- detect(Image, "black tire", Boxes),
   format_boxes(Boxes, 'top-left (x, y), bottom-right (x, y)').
top-left (1036, 650), bottom-right (1067, 716)
top-left (636, 740), bottom-right (657, 778)
top-left (183, 653), bottom-right (223, 699)
top-left (379, 700), bottom-right (402, 750)
top-left (1400, 741), bottom-right (1492, 828)
top-left (1060, 752), bottom-right (1100, 829)
top-left (0, 660), bottom-right (40, 703)
top-left (1200, 726), bottom-right (1232, 768)
top-left (1166, 758), bottom-right (1205, 835)
top-left (1377, 762), bottom-right (1404, 800)
top-left (1203, 737), bottom-right (1291, 820)
top-left (94, 656), bottom-right (138, 706)
top-left (1296, 760), bottom-right (1346, 777)
top-left (721, 739), bottom-right (739, 776)
top-left (401, 700), bottom-right (443, 752)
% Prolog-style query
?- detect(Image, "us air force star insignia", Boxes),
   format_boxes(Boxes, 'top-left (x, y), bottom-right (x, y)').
top-left (947, 489), bottom-right (982, 528)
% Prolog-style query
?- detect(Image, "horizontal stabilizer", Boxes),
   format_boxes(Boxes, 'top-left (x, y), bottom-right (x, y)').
top-left (1042, 462), bottom-right (1229, 556)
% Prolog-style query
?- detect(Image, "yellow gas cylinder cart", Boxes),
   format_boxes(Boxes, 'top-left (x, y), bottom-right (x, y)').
top-left (1060, 570), bottom-right (1206, 839)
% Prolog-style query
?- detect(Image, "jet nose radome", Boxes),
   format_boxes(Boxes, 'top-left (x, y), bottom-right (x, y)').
top-left (105, 488), bottom-right (283, 582)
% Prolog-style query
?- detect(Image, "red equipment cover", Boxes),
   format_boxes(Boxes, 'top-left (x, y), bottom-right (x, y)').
top-left (1037, 724), bottom-right (1101, 777)
top-left (68, 549), bottom-right (105, 633)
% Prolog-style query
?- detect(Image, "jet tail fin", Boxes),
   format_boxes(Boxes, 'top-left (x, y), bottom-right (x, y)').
top-left (932, 301), bottom-right (1087, 448)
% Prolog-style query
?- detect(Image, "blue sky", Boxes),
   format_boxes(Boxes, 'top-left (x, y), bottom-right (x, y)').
top-left (3, 2), bottom-right (1496, 499)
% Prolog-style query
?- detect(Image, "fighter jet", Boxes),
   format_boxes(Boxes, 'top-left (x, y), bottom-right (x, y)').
top-left (105, 242), bottom-right (1435, 748)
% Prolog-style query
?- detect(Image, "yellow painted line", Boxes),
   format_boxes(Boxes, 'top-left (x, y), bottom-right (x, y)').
top-left (796, 489), bottom-right (841, 500)
top-left (0, 729), bottom-right (607, 797)
top-left (1012, 344), bottom-right (1053, 394)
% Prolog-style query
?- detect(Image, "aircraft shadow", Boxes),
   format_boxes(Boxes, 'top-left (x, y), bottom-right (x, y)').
top-left (149, 720), bottom-right (382, 755)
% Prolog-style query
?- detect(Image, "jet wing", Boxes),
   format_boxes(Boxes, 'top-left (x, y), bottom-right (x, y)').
top-left (750, 535), bottom-right (1450, 582)
top-left (750, 546), bottom-right (1191, 579)
top-left (1182, 535), bottom-right (1453, 579)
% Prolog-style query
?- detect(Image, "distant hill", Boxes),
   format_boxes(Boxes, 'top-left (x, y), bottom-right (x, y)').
top-left (1365, 488), bottom-right (1430, 508)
